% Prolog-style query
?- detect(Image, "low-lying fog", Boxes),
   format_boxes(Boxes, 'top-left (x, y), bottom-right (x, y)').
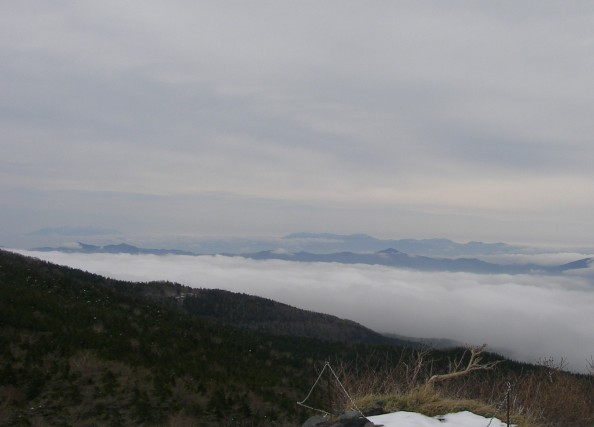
top-left (14, 250), bottom-right (594, 373)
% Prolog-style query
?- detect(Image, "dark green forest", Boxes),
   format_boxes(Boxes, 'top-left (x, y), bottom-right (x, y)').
top-left (0, 250), bottom-right (420, 426)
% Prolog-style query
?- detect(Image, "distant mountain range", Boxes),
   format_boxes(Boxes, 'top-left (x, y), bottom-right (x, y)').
top-left (31, 242), bottom-right (593, 275)
top-left (281, 233), bottom-right (520, 256)
top-left (229, 248), bottom-right (592, 275)
top-left (26, 230), bottom-right (530, 256)
top-left (188, 233), bottom-right (524, 256)
top-left (32, 242), bottom-right (194, 256)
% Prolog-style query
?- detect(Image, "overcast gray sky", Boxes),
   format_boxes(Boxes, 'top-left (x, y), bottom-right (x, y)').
top-left (2, 1), bottom-right (594, 247)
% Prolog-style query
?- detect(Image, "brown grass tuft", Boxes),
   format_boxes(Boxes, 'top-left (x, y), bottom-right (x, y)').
top-left (330, 349), bottom-right (594, 427)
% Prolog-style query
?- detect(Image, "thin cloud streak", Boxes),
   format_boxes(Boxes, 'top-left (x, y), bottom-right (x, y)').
top-left (15, 250), bottom-right (594, 373)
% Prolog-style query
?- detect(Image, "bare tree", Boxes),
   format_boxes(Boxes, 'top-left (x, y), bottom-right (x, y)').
top-left (403, 348), bottom-right (432, 388)
top-left (587, 356), bottom-right (594, 376)
top-left (426, 344), bottom-right (501, 387)
top-left (536, 356), bottom-right (567, 383)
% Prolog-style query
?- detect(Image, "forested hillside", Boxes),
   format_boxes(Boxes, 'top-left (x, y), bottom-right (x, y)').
top-left (102, 279), bottom-right (415, 346)
top-left (0, 250), bottom-right (420, 426)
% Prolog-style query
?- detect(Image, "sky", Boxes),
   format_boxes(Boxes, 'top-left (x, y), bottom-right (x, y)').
top-left (14, 250), bottom-right (594, 373)
top-left (2, 1), bottom-right (594, 248)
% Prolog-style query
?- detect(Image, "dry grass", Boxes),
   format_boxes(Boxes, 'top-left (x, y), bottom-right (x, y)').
top-left (354, 387), bottom-right (537, 427)
top-left (324, 349), bottom-right (594, 427)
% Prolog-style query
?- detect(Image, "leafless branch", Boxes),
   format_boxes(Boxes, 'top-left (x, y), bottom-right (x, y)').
top-left (427, 344), bottom-right (501, 386)
top-left (586, 356), bottom-right (594, 376)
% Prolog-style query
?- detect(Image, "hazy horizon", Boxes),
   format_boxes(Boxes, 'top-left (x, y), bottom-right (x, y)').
top-left (7, 227), bottom-right (594, 257)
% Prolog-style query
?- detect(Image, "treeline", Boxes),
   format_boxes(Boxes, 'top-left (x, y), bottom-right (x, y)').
top-left (93, 279), bottom-right (414, 347)
top-left (179, 288), bottom-right (417, 346)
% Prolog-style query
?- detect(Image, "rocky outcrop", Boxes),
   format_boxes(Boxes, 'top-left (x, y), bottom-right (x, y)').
top-left (360, 401), bottom-right (385, 417)
top-left (302, 410), bottom-right (375, 427)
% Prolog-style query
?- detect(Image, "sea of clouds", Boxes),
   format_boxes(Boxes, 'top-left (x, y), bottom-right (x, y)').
top-left (13, 250), bottom-right (594, 373)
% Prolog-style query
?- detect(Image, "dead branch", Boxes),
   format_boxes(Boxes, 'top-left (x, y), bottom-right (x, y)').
top-left (426, 344), bottom-right (501, 386)
top-left (403, 348), bottom-right (432, 387)
top-left (536, 356), bottom-right (567, 383)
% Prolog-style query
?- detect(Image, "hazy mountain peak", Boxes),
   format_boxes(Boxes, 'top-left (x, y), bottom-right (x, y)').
top-left (28, 226), bottom-right (121, 237)
top-left (283, 232), bottom-right (375, 241)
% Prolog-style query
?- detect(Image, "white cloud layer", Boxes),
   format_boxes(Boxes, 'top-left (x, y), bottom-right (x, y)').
top-left (14, 250), bottom-right (594, 373)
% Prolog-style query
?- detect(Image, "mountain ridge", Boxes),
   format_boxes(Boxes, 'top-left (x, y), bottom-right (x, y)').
top-left (281, 232), bottom-right (517, 256)
top-left (97, 279), bottom-right (418, 348)
top-left (228, 248), bottom-right (592, 275)
top-left (29, 242), bottom-right (593, 275)
top-left (32, 242), bottom-right (194, 256)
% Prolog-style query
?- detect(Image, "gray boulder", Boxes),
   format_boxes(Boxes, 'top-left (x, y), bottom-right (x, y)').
top-left (302, 411), bottom-right (375, 427)
top-left (361, 401), bottom-right (385, 416)
top-left (302, 415), bottom-right (330, 427)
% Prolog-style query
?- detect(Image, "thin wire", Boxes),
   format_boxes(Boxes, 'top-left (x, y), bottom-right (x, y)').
top-left (297, 362), bottom-right (332, 415)
top-left (297, 361), bottom-right (364, 417)
top-left (326, 363), bottom-right (363, 416)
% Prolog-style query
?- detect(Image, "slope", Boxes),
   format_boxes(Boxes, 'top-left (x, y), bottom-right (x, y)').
top-left (105, 280), bottom-right (416, 347)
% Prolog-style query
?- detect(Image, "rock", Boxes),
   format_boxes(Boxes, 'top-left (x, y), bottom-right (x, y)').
top-left (302, 414), bottom-right (330, 427)
top-left (339, 410), bottom-right (361, 420)
top-left (302, 411), bottom-right (375, 427)
top-left (330, 417), bottom-right (374, 427)
top-left (361, 401), bottom-right (384, 416)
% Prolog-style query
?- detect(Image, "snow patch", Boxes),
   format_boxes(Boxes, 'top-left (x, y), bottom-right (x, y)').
top-left (368, 410), bottom-right (513, 427)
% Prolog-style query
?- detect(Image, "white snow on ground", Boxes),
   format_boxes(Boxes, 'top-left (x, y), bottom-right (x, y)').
top-left (368, 411), bottom-right (512, 427)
